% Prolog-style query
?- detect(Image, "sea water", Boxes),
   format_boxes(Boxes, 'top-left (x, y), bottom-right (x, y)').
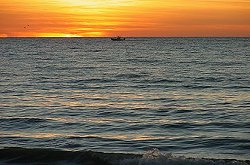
top-left (0, 38), bottom-right (249, 164)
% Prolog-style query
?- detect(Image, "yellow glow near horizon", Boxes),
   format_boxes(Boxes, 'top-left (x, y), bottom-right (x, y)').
top-left (0, 0), bottom-right (249, 37)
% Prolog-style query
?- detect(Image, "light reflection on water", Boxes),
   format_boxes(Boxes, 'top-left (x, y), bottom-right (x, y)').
top-left (0, 131), bottom-right (199, 141)
top-left (2, 90), bottom-right (249, 111)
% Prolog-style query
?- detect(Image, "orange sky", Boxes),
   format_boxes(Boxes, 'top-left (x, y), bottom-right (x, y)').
top-left (0, 0), bottom-right (250, 37)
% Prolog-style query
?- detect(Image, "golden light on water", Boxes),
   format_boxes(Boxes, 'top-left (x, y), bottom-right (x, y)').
top-left (0, 131), bottom-right (185, 141)
top-left (2, 90), bottom-right (249, 110)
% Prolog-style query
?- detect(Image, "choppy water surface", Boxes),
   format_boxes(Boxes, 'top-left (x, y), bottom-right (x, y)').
top-left (0, 38), bottom-right (249, 160)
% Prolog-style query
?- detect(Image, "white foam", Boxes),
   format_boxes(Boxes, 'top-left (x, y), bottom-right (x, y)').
top-left (117, 148), bottom-right (248, 165)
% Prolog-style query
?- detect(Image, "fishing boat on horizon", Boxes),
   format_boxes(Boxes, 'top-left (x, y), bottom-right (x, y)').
top-left (111, 36), bottom-right (125, 41)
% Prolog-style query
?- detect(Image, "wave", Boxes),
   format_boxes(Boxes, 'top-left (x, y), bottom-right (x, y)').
top-left (0, 117), bottom-right (50, 124)
top-left (0, 148), bottom-right (249, 165)
top-left (67, 78), bottom-right (116, 84)
top-left (143, 79), bottom-right (183, 83)
top-left (115, 73), bottom-right (147, 79)
top-left (160, 121), bottom-right (250, 129)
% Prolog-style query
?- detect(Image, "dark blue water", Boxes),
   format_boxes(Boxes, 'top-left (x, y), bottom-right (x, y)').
top-left (0, 38), bottom-right (249, 161)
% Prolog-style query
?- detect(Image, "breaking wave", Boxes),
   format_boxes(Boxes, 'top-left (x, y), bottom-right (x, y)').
top-left (0, 148), bottom-right (249, 165)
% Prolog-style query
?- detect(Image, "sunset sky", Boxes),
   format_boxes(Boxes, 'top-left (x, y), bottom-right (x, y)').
top-left (0, 0), bottom-right (250, 37)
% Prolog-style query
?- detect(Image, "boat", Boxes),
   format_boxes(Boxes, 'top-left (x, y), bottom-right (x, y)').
top-left (111, 36), bottom-right (125, 41)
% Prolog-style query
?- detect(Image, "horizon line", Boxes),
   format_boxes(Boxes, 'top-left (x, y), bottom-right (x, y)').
top-left (1, 36), bottom-right (250, 38)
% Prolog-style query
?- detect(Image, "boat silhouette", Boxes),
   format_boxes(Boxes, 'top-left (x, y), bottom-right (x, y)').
top-left (111, 36), bottom-right (125, 41)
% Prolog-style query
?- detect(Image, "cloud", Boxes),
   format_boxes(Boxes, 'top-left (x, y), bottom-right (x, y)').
top-left (0, 33), bottom-right (8, 37)
top-left (0, 0), bottom-right (249, 37)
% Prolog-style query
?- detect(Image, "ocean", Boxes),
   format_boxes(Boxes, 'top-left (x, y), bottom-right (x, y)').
top-left (0, 37), bottom-right (249, 165)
